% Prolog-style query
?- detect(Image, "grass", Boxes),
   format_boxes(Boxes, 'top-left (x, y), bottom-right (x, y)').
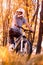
top-left (0, 46), bottom-right (29, 65)
top-left (0, 46), bottom-right (43, 65)
top-left (27, 54), bottom-right (43, 65)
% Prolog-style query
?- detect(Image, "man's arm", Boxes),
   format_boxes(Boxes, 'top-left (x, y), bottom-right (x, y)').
top-left (25, 22), bottom-right (34, 32)
top-left (12, 15), bottom-right (16, 26)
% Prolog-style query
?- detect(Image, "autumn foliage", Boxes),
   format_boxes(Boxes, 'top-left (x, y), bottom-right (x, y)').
top-left (0, 46), bottom-right (28, 65)
top-left (0, 0), bottom-right (43, 65)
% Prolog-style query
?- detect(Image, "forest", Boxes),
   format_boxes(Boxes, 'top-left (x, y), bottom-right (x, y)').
top-left (0, 0), bottom-right (43, 65)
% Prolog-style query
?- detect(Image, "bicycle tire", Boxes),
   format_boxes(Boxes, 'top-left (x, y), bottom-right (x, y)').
top-left (23, 38), bottom-right (32, 55)
top-left (16, 37), bottom-right (32, 55)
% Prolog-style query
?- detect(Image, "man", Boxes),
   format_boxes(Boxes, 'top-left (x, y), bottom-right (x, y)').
top-left (9, 8), bottom-right (33, 45)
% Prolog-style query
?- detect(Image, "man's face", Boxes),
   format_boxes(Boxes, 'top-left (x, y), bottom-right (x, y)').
top-left (16, 11), bottom-right (23, 18)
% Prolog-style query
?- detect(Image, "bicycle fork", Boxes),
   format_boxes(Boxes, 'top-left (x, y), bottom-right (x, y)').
top-left (20, 37), bottom-right (27, 53)
top-left (14, 36), bottom-right (27, 53)
top-left (20, 37), bottom-right (23, 52)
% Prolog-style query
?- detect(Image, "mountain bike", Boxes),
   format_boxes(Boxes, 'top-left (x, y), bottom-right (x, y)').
top-left (9, 26), bottom-right (33, 55)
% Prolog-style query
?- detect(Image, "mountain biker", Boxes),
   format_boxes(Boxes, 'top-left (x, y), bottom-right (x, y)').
top-left (9, 8), bottom-right (34, 45)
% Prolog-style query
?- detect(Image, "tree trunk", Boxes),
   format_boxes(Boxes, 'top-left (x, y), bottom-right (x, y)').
top-left (0, 0), bottom-right (3, 45)
top-left (3, 0), bottom-right (10, 46)
top-left (36, 0), bottom-right (43, 54)
top-left (3, 18), bottom-right (8, 46)
top-left (31, 0), bottom-right (39, 44)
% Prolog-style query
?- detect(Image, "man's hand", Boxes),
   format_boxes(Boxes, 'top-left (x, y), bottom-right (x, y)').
top-left (29, 27), bottom-right (34, 33)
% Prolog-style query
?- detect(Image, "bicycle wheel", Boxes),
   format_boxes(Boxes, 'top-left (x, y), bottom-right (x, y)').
top-left (15, 37), bottom-right (32, 55)
top-left (23, 38), bottom-right (32, 54)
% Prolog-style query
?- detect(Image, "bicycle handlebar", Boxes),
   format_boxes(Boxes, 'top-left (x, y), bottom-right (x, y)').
top-left (15, 24), bottom-right (33, 33)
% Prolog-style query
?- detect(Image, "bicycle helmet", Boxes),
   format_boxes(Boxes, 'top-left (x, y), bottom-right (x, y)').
top-left (16, 8), bottom-right (25, 17)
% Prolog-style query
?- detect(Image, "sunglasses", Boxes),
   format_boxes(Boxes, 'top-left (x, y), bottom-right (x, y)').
top-left (16, 11), bottom-right (23, 15)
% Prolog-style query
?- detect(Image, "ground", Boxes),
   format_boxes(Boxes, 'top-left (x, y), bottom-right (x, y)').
top-left (0, 44), bottom-right (43, 65)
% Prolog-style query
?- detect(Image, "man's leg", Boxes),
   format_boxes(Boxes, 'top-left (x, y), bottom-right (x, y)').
top-left (9, 28), bottom-right (21, 45)
top-left (9, 28), bottom-right (15, 45)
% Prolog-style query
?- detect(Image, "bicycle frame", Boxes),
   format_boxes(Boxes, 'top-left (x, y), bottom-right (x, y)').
top-left (14, 33), bottom-right (25, 52)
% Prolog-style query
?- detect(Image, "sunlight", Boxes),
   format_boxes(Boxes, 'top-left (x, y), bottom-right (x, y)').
top-left (41, 41), bottom-right (43, 48)
top-left (2, 0), bottom-right (7, 10)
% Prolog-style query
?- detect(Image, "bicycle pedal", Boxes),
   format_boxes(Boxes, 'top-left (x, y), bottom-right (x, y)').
top-left (8, 44), bottom-right (15, 52)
